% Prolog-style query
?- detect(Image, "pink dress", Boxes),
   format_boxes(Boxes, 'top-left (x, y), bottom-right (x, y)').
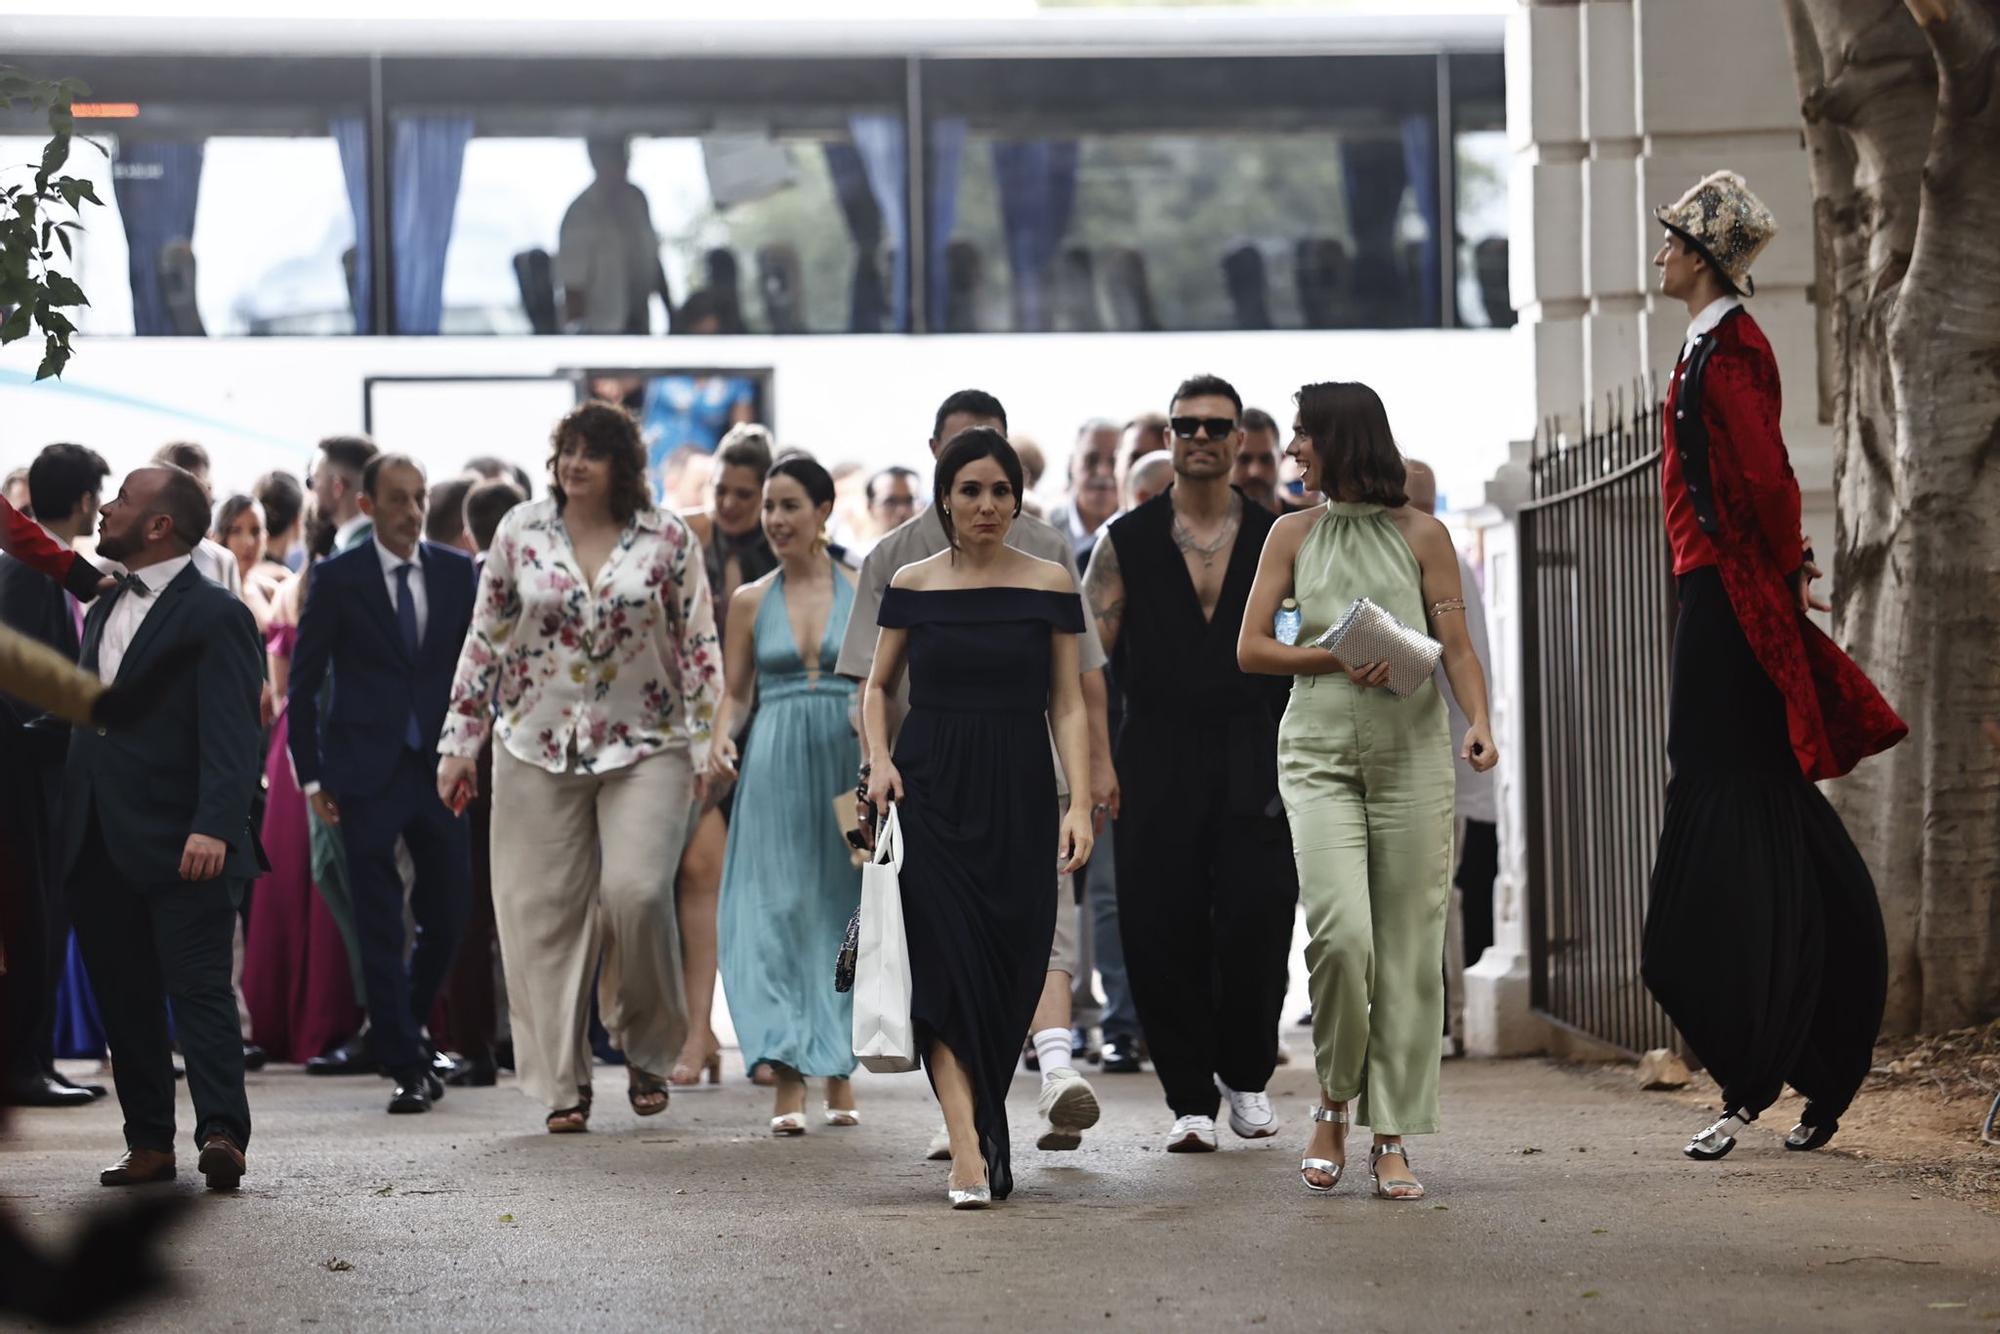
top-left (241, 622), bottom-right (362, 1062)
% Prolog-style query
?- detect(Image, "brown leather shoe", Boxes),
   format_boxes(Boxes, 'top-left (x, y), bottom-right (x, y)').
top-left (198, 1134), bottom-right (246, 1191)
top-left (99, 1147), bottom-right (177, 1186)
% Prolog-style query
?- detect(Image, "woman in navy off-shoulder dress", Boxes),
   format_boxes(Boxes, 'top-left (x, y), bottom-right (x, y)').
top-left (860, 428), bottom-right (1096, 1210)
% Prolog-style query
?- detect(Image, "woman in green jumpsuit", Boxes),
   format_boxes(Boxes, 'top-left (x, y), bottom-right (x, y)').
top-left (1239, 382), bottom-right (1498, 1201)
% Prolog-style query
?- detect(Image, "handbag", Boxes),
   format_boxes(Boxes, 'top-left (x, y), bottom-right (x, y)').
top-left (833, 908), bottom-right (860, 993)
top-left (1311, 596), bottom-right (1443, 697)
top-left (850, 803), bottom-right (921, 1073)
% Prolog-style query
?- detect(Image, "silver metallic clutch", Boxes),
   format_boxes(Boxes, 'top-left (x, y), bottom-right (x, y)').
top-left (1310, 597), bottom-right (1442, 698)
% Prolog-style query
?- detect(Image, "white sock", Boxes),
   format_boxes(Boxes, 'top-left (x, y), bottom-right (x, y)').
top-left (1033, 1027), bottom-right (1074, 1083)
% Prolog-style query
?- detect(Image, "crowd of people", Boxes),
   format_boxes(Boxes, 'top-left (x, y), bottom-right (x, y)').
top-left (0, 380), bottom-right (1507, 1210)
top-left (4, 176), bottom-right (1891, 1213)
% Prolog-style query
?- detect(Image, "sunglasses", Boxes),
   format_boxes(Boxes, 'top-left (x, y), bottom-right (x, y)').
top-left (1170, 416), bottom-right (1238, 442)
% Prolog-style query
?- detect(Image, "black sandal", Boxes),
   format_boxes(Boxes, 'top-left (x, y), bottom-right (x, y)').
top-left (546, 1086), bottom-right (593, 1134)
top-left (628, 1067), bottom-right (669, 1117)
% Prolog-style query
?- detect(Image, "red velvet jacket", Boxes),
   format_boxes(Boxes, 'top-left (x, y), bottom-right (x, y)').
top-left (1, 495), bottom-right (102, 602)
top-left (1662, 308), bottom-right (1906, 781)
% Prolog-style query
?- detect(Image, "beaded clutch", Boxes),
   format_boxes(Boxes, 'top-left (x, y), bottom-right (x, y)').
top-left (834, 907), bottom-right (860, 993)
top-left (1311, 596), bottom-right (1443, 698)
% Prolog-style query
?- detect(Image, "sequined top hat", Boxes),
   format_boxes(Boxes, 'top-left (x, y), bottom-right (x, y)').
top-left (1654, 170), bottom-right (1776, 298)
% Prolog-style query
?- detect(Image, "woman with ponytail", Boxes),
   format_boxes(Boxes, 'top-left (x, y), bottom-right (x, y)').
top-left (707, 450), bottom-right (866, 1134)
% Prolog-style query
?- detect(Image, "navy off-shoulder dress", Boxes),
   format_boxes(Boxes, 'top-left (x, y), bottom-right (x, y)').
top-left (877, 585), bottom-right (1085, 1200)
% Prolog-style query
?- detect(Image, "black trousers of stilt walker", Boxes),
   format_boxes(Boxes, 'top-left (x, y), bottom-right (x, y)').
top-left (1641, 567), bottom-right (1887, 1122)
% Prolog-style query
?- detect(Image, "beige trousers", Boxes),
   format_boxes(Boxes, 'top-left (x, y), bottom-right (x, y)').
top-left (491, 744), bottom-right (694, 1110)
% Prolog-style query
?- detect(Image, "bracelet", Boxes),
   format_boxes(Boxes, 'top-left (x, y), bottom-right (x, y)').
top-left (1429, 597), bottom-right (1467, 619)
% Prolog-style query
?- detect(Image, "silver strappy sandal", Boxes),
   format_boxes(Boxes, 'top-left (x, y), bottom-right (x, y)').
top-left (1369, 1142), bottom-right (1425, 1201)
top-left (1300, 1104), bottom-right (1349, 1194)
top-left (1685, 1109), bottom-right (1752, 1161)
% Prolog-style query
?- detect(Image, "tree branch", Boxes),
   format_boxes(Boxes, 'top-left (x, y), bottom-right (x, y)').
top-left (1905, 0), bottom-right (2000, 126)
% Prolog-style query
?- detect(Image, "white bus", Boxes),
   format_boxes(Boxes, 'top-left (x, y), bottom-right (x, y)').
top-left (1, 8), bottom-right (1524, 509)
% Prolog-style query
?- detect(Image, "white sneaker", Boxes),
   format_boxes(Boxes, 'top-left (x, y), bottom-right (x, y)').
top-left (1165, 1114), bottom-right (1218, 1153)
top-left (1035, 1067), bottom-right (1101, 1151)
top-left (1217, 1079), bottom-right (1279, 1139)
top-left (926, 1124), bottom-right (952, 1161)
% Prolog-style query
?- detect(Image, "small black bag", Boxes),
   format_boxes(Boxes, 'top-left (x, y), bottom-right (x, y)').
top-left (833, 907), bottom-right (860, 993)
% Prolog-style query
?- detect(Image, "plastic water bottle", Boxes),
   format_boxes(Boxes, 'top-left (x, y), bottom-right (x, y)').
top-left (1275, 598), bottom-right (1303, 646)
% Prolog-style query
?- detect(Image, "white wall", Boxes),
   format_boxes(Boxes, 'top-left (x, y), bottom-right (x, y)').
top-left (1, 327), bottom-right (1531, 507)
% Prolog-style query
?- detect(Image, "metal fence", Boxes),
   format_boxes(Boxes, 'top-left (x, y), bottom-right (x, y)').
top-left (1518, 388), bottom-right (1679, 1056)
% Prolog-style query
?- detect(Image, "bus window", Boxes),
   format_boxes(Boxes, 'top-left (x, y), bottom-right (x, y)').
top-left (0, 55), bottom-right (369, 337)
top-left (1453, 52), bottom-right (1512, 330)
top-left (921, 54), bottom-right (1447, 334)
top-left (388, 55), bottom-right (909, 337)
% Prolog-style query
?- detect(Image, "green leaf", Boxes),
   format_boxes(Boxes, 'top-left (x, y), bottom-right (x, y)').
top-left (55, 227), bottom-right (71, 259)
top-left (0, 304), bottom-right (30, 344)
top-left (36, 336), bottom-right (68, 381)
top-left (75, 179), bottom-right (101, 207)
top-left (38, 130), bottom-right (70, 182)
top-left (44, 272), bottom-right (87, 307)
top-left (40, 307), bottom-right (75, 337)
top-left (56, 76), bottom-right (91, 101)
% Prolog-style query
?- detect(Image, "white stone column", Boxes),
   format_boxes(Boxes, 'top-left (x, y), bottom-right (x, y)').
top-left (1463, 458), bottom-right (1543, 1057)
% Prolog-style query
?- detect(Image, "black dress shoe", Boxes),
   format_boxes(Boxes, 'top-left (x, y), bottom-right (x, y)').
top-left (52, 1071), bottom-right (108, 1099)
top-left (387, 1074), bottom-right (434, 1114)
top-left (7, 1074), bottom-right (97, 1108)
top-left (444, 1054), bottom-right (497, 1088)
top-left (306, 1039), bottom-right (377, 1076)
top-left (243, 1043), bottom-right (268, 1072)
top-left (1099, 1037), bottom-right (1143, 1074)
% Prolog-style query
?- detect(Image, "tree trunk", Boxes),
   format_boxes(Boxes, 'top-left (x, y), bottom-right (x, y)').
top-left (1782, 0), bottom-right (2000, 1032)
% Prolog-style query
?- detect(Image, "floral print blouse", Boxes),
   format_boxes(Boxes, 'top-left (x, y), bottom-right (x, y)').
top-left (441, 498), bottom-right (719, 775)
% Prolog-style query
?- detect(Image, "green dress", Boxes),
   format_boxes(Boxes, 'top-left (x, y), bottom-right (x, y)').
top-left (1278, 502), bottom-right (1453, 1135)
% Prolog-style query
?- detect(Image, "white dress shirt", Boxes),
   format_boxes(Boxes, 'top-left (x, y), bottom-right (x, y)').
top-left (97, 554), bottom-right (192, 684)
top-left (334, 513), bottom-right (373, 554)
top-left (1680, 295), bottom-right (1743, 364)
top-left (375, 537), bottom-right (428, 646)
top-left (191, 537), bottom-right (243, 598)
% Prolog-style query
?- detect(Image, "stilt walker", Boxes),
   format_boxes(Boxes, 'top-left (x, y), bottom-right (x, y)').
top-left (1639, 172), bottom-right (1908, 1160)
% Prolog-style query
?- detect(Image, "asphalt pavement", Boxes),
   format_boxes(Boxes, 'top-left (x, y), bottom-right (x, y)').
top-left (3, 1052), bottom-right (1997, 1332)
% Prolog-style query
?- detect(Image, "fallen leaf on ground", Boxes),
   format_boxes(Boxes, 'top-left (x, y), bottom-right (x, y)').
top-left (499, 1213), bottom-right (515, 1224)
top-left (372, 1184), bottom-right (393, 1197)
top-left (324, 1259), bottom-right (354, 1273)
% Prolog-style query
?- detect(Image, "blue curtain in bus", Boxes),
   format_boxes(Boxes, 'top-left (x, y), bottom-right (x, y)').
top-left (331, 116), bottom-right (372, 331)
top-left (330, 114), bottom-right (472, 334)
top-left (822, 143), bottom-right (887, 332)
top-left (991, 140), bottom-right (1078, 333)
top-left (389, 116), bottom-right (473, 334)
top-left (1400, 113), bottom-right (1441, 325)
top-left (112, 140), bottom-right (205, 336)
top-left (849, 114), bottom-right (910, 332)
top-left (926, 118), bottom-right (966, 332)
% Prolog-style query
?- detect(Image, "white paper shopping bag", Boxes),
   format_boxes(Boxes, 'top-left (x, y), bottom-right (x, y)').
top-left (852, 803), bottom-right (920, 1073)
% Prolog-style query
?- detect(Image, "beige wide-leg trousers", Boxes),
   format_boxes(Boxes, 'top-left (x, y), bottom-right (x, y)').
top-left (491, 744), bottom-right (693, 1110)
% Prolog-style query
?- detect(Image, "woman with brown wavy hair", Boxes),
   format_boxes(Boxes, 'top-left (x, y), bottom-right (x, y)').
top-left (439, 402), bottom-right (721, 1133)
top-left (1239, 381), bottom-right (1496, 1201)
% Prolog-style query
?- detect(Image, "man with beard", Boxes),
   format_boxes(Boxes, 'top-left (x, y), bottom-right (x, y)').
top-left (1082, 374), bottom-right (1298, 1153)
top-left (63, 465), bottom-right (263, 1189)
top-left (1232, 408), bottom-right (1287, 514)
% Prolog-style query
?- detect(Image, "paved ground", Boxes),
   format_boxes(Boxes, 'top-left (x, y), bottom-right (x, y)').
top-left (3, 1051), bottom-right (1998, 1332)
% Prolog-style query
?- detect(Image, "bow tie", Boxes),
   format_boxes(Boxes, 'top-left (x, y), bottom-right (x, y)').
top-left (114, 572), bottom-right (154, 599)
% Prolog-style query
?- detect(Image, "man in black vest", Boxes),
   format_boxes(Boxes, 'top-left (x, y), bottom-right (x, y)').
top-left (1082, 373), bottom-right (1299, 1153)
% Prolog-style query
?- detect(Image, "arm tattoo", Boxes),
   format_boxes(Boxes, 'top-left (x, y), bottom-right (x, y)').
top-left (1083, 537), bottom-right (1124, 635)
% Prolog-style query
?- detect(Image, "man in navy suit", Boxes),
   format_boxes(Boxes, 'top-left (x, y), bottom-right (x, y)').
top-left (1, 443), bottom-right (110, 1110)
top-left (63, 464), bottom-right (264, 1189)
top-left (288, 454), bottom-right (477, 1115)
